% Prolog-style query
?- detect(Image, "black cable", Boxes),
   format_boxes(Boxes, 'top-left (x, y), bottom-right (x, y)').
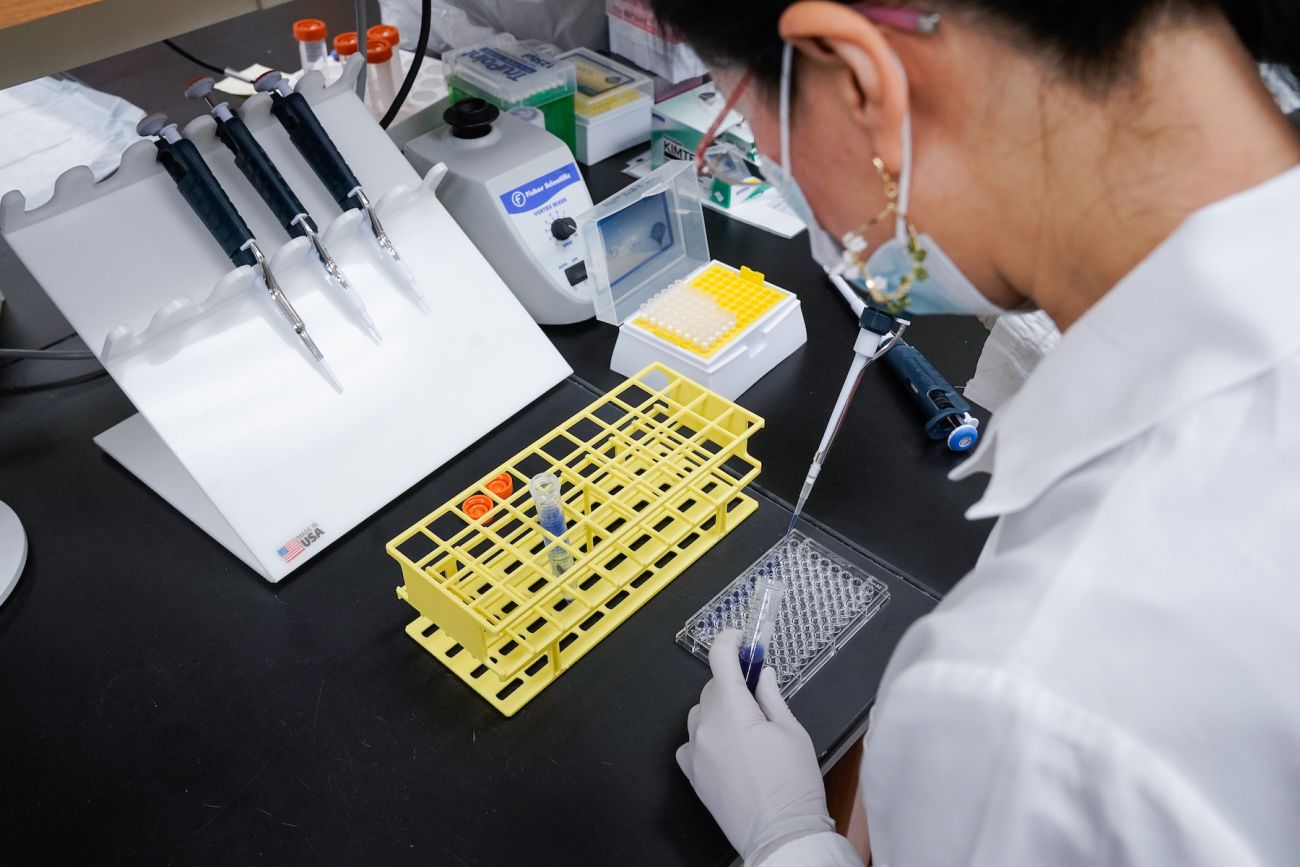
top-left (0, 348), bottom-right (95, 360)
top-left (355, 0), bottom-right (368, 100)
top-left (0, 368), bottom-right (108, 397)
top-left (162, 38), bottom-right (226, 76)
top-left (379, 0), bottom-right (432, 129)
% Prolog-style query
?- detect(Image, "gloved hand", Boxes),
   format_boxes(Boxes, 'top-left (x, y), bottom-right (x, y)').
top-left (676, 629), bottom-right (835, 865)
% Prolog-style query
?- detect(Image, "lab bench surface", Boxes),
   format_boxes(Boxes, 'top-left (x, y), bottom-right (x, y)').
top-left (1, 374), bottom-right (936, 866)
top-left (0, 4), bottom-right (993, 861)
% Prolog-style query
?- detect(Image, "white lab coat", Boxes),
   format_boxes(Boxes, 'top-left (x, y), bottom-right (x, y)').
top-left (764, 165), bottom-right (1300, 866)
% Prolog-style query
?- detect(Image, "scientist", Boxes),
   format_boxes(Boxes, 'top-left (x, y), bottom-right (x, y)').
top-left (652, 0), bottom-right (1300, 864)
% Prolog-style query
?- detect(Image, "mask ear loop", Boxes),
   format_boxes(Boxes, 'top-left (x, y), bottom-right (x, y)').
top-left (893, 58), bottom-right (913, 243)
top-left (780, 41), bottom-right (794, 179)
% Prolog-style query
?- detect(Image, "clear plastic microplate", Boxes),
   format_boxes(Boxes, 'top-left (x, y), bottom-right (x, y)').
top-left (676, 531), bottom-right (891, 698)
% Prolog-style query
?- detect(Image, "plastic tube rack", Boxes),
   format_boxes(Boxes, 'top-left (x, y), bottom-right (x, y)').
top-left (387, 364), bottom-right (764, 715)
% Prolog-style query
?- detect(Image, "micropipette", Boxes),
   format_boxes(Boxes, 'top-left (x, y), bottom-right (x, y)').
top-left (183, 76), bottom-right (381, 343)
top-left (253, 70), bottom-right (428, 311)
top-left (136, 112), bottom-right (342, 392)
top-left (788, 305), bottom-right (909, 534)
top-left (884, 342), bottom-right (980, 452)
top-left (828, 271), bottom-right (978, 453)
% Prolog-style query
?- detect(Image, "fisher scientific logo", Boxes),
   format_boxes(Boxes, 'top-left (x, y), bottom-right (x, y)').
top-left (499, 164), bottom-right (580, 214)
top-left (277, 523), bottom-right (325, 563)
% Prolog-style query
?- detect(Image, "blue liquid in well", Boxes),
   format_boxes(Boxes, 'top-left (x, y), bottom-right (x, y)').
top-left (738, 643), bottom-right (765, 693)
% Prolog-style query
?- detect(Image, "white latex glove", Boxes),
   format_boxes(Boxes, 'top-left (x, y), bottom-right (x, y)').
top-left (676, 629), bottom-right (835, 865)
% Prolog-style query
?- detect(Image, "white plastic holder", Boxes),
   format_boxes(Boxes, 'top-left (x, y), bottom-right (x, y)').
top-left (610, 261), bottom-right (807, 401)
top-left (0, 58), bottom-right (571, 583)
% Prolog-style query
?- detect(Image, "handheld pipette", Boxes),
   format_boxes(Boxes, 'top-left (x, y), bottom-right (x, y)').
top-left (884, 343), bottom-right (980, 452)
top-left (828, 271), bottom-right (978, 452)
top-left (788, 305), bottom-right (909, 534)
top-left (183, 76), bottom-right (381, 343)
top-left (137, 113), bottom-right (342, 392)
top-left (253, 70), bottom-right (427, 311)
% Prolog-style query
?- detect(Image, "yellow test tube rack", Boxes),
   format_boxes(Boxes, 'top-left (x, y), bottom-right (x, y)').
top-left (387, 364), bottom-right (764, 716)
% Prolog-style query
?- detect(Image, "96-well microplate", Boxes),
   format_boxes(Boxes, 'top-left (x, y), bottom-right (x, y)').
top-left (676, 531), bottom-right (891, 698)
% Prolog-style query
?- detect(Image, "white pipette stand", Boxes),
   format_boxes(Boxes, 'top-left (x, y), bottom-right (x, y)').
top-left (0, 58), bottom-right (571, 583)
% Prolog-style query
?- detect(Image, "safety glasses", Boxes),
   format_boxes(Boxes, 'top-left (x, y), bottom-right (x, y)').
top-left (694, 4), bottom-right (940, 185)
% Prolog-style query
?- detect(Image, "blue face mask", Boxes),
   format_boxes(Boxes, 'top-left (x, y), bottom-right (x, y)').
top-left (764, 42), bottom-right (1004, 317)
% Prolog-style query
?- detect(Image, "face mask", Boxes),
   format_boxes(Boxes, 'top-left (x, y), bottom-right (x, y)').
top-left (768, 41), bottom-right (1003, 317)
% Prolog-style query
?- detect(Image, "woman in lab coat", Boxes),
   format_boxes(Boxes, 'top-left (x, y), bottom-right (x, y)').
top-left (654, 0), bottom-right (1300, 864)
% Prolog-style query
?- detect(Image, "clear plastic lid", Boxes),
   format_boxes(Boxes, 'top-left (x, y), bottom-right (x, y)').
top-left (576, 161), bottom-right (710, 325)
top-left (443, 36), bottom-right (576, 109)
top-left (558, 47), bottom-right (652, 119)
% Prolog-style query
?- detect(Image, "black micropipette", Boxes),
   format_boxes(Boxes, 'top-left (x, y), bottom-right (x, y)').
top-left (253, 70), bottom-right (427, 311)
top-left (183, 76), bottom-right (381, 342)
top-left (136, 112), bottom-right (342, 391)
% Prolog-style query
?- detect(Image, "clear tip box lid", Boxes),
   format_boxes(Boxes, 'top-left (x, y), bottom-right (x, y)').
top-left (443, 37), bottom-right (576, 106)
top-left (559, 47), bottom-right (652, 119)
top-left (576, 161), bottom-right (710, 325)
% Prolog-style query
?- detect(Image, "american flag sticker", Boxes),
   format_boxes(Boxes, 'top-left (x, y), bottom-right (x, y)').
top-left (277, 523), bottom-right (323, 563)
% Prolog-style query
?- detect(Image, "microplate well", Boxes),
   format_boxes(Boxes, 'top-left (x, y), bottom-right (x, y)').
top-left (676, 531), bottom-right (891, 697)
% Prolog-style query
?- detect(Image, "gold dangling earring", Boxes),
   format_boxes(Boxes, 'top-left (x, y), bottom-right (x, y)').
top-left (839, 156), bottom-right (930, 315)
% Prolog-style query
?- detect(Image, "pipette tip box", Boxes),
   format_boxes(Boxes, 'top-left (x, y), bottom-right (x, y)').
top-left (387, 363), bottom-right (764, 716)
top-left (616, 261), bottom-right (805, 400)
top-left (577, 162), bottom-right (807, 401)
top-left (559, 47), bottom-right (653, 165)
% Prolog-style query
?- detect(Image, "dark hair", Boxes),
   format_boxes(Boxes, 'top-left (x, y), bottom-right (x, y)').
top-left (649, 0), bottom-right (1300, 90)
